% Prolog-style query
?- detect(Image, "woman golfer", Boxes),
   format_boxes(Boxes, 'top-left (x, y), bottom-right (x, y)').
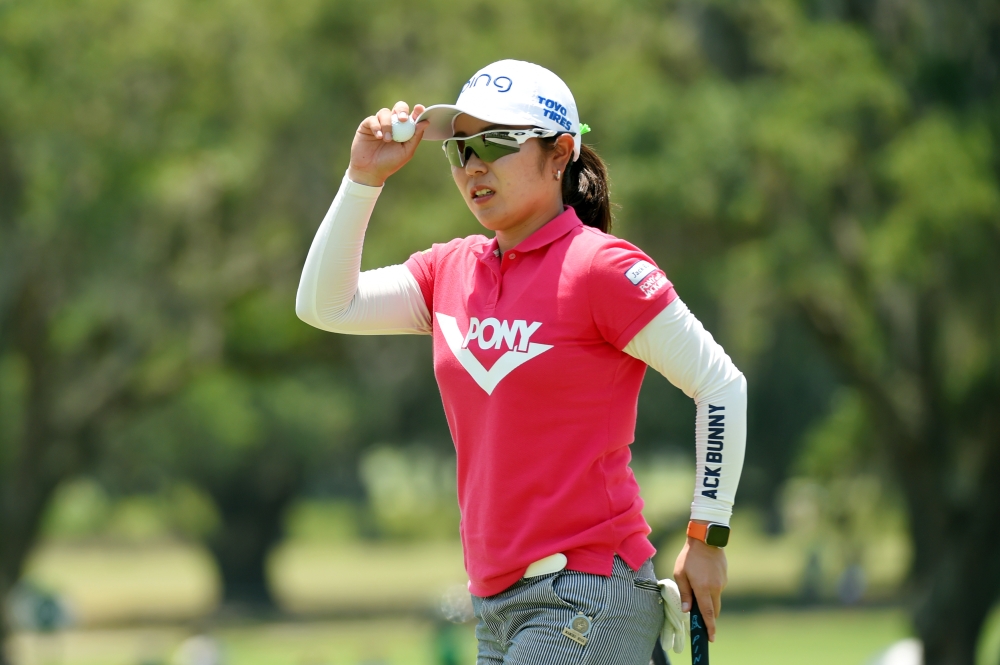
top-left (297, 59), bottom-right (746, 664)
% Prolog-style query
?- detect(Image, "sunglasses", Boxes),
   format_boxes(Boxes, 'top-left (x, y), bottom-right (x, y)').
top-left (442, 128), bottom-right (565, 167)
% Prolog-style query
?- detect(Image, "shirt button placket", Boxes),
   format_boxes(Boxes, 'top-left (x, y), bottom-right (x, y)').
top-left (496, 251), bottom-right (517, 304)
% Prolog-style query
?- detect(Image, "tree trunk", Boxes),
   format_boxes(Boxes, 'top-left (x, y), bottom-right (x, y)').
top-left (0, 286), bottom-right (79, 665)
top-left (209, 511), bottom-right (281, 607)
top-left (0, 489), bottom-right (57, 665)
top-left (800, 297), bottom-right (1000, 665)
top-left (204, 444), bottom-right (303, 610)
top-left (907, 441), bottom-right (1000, 665)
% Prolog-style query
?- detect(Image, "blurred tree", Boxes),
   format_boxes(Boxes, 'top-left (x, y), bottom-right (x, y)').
top-left (1, 0), bottom-right (998, 662)
top-left (596, 2), bottom-right (1000, 662)
top-left (100, 368), bottom-right (357, 607)
top-left (0, 0), bottom-right (366, 629)
top-left (0, 0), bottom-right (452, 625)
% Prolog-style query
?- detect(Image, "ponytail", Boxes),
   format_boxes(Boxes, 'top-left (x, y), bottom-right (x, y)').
top-left (541, 140), bottom-right (614, 233)
top-left (563, 144), bottom-right (613, 232)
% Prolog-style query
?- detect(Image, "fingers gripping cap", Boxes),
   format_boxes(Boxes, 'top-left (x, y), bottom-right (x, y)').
top-left (421, 59), bottom-right (584, 161)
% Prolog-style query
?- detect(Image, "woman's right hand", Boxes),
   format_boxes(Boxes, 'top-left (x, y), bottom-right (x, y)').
top-left (347, 101), bottom-right (428, 188)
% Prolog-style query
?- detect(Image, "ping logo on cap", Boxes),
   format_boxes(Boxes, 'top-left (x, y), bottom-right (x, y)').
top-left (461, 73), bottom-right (513, 94)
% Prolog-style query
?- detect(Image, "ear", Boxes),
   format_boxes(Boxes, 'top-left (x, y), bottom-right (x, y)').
top-left (552, 133), bottom-right (575, 171)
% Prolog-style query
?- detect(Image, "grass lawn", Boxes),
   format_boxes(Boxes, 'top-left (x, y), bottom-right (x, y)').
top-left (24, 526), bottom-right (908, 627)
top-left (23, 544), bottom-right (219, 625)
top-left (9, 608), bottom-right (910, 665)
top-left (268, 541), bottom-right (468, 614)
top-left (17, 533), bottom-right (999, 665)
top-left (696, 608), bottom-right (909, 665)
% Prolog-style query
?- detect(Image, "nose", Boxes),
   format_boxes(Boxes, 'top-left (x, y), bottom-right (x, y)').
top-left (464, 151), bottom-right (488, 176)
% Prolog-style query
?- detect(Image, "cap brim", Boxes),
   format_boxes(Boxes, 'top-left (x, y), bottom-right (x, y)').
top-left (417, 105), bottom-right (464, 141)
top-left (417, 104), bottom-right (545, 140)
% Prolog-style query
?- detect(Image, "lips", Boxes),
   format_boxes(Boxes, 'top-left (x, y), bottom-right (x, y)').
top-left (470, 185), bottom-right (496, 203)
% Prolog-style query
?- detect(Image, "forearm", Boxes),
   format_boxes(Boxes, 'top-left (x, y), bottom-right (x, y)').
top-left (624, 298), bottom-right (747, 525)
top-left (295, 172), bottom-right (431, 334)
top-left (690, 372), bottom-right (746, 524)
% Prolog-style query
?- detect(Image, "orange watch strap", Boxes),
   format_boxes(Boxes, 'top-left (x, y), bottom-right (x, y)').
top-left (687, 521), bottom-right (709, 542)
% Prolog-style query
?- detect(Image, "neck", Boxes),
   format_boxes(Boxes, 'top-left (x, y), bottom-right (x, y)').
top-left (495, 199), bottom-right (564, 252)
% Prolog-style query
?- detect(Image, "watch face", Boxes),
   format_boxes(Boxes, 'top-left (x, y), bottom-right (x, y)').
top-left (706, 524), bottom-right (731, 548)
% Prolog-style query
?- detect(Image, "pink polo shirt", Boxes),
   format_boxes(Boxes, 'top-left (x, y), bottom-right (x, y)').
top-left (405, 206), bottom-right (677, 597)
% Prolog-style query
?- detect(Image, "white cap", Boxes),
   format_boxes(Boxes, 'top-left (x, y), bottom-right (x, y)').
top-left (420, 59), bottom-right (585, 161)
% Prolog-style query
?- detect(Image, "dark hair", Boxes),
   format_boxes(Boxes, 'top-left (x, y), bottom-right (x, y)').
top-left (540, 139), bottom-right (614, 233)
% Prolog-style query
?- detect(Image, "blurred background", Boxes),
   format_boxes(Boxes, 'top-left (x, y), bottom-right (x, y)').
top-left (1, 0), bottom-right (999, 663)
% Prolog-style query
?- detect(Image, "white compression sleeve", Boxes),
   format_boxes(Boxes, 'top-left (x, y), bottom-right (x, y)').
top-left (624, 298), bottom-right (747, 525)
top-left (295, 173), bottom-right (432, 335)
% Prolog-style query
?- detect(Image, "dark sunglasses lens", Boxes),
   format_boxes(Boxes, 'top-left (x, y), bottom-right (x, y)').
top-left (443, 139), bottom-right (465, 167)
top-left (443, 134), bottom-right (521, 167)
top-left (474, 135), bottom-right (520, 162)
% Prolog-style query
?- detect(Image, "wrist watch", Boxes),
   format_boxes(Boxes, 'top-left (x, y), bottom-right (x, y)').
top-left (687, 520), bottom-right (731, 548)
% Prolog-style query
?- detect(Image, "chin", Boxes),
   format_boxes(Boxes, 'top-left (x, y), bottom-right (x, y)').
top-left (470, 206), bottom-right (505, 232)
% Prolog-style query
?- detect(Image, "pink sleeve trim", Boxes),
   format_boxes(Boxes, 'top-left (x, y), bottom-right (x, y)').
top-left (609, 285), bottom-right (678, 351)
top-left (404, 255), bottom-right (433, 312)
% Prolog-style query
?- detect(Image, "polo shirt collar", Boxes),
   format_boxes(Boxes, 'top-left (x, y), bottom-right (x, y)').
top-left (514, 205), bottom-right (582, 253)
top-left (475, 206), bottom-right (583, 264)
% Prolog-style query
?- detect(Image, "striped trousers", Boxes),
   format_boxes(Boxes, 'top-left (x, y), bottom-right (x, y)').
top-left (471, 556), bottom-right (664, 664)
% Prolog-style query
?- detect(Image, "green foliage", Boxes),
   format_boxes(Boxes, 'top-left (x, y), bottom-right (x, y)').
top-left (1, 0), bottom-right (999, 653)
top-left (40, 478), bottom-right (219, 541)
top-left (358, 446), bottom-right (459, 540)
top-left (283, 499), bottom-right (360, 544)
top-left (0, 354), bottom-right (27, 468)
top-left (39, 479), bottom-right (112, 539)
top-left (797, 389), bottom-right (872, 480)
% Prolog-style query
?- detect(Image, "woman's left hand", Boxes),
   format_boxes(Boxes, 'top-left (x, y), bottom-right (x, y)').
top-left (673, 532), bottom-right (728, 642)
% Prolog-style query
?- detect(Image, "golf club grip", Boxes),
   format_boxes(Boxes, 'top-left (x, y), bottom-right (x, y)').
top-left (690, 598), bottom-right (710, 665)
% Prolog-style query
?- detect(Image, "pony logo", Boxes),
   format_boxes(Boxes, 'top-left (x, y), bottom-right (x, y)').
top-left (436, 313), bottom-right (553, 395)
top-left (461, 317), bottom-right (542, 351)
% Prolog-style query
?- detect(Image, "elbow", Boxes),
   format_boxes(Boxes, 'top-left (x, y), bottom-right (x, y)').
top-left (295, 295), bottom-right (352, 334)
top-left (294, 292), bottom-right (322, 329)
top-left (724, 359), bottom-right (747, 395)
top-left (694, 368), bottom-right (747, 406)
top-left (737, 370), bottom-right (748, 400)
top-left (294, 307), bottom-right (313, 328)
top-left (727, 370), bottom-right (748, 406)
top-left (734, 369), bottom-right (747, 393)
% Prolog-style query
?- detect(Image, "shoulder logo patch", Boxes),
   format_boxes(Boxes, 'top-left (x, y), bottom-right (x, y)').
top-left (639, 272), bottom-right (668, 297)
top-left (625, 260), bottom-right (656, 285)
top-left (435, 313), bottom-right (553, 395)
